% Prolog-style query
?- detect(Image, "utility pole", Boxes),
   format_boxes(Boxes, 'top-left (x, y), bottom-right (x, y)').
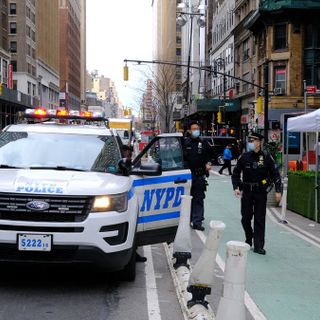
top-left (264, 63), bottom-right (269, 143)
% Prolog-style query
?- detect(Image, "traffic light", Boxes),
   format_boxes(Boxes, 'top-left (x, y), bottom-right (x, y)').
top-left (123, 65), bottom-right (129, 81)
top-left (217, 111), bottom-right (222, 124)
top-left (256, 96), bottom-right (263, 114)
top-left (0, 83), bottom-right (2, 96)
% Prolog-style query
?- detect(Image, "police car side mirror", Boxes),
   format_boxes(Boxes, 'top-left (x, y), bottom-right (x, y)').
top-left (131, 163), bottom-right (162, 176)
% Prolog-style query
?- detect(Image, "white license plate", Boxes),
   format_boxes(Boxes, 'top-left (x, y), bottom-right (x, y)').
top-left (18, 234), bottom-right (52, 252)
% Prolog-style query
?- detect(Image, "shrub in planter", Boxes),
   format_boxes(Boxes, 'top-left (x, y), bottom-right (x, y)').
top-left (287, 170), bottom-right (319, 221)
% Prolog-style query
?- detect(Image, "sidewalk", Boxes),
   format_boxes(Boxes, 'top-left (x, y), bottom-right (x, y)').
top-left (200, 169), bottom-right (320, 320)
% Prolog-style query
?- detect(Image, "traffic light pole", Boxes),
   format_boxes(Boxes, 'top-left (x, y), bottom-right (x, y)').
top-left (124, 58), bottom-right (268, 136)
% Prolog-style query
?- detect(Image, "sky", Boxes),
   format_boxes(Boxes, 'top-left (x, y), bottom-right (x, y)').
top-left (86, 0), bottom-right (154, 114)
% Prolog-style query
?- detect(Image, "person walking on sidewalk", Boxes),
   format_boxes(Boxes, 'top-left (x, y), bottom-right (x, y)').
top-left (183, 121), bottom-right (212, 231)
top-left (219, 144), bottom-right (233, 175)
top-left (231, 132), bottom-right (282, 255)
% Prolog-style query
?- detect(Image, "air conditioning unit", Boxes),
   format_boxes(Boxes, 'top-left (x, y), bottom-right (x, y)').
top-left (274, 88), bottom-right (285, 96)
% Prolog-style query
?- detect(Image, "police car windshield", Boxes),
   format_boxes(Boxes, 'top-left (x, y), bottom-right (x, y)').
top-left (0, 132), bottom-right (121, 173)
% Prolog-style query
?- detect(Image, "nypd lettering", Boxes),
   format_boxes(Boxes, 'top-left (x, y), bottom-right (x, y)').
top-left (16, 183), bottom-right (64, 194)
top-left (140, 186), bottom-right (184, 212)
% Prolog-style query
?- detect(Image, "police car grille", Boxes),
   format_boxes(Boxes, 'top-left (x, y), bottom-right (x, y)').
top-left (0, 194), bottom-right (93, 222)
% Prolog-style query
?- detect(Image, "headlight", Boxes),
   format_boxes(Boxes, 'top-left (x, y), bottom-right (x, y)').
top-left (92, 193), bottom-right (128, 213)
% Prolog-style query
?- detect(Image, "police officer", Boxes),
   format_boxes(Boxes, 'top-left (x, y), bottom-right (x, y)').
top-left (231, 132), bottom-right (281, 255)
top-left (183, 122), bottom-right (212, 231)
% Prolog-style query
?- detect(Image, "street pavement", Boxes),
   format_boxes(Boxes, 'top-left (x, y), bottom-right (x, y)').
top-left (199, 167), bottom-right (320, 320)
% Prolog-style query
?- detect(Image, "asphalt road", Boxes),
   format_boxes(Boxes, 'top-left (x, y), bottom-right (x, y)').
top-left (0, 244), bottom-right (184, 320)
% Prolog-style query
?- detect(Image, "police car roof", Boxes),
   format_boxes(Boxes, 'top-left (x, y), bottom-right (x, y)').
top-left (5, 123), bottom-right (114, 136)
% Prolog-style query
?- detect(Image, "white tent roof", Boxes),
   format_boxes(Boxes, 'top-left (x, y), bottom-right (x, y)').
top-left (287, 109), bottom-right (320, 132)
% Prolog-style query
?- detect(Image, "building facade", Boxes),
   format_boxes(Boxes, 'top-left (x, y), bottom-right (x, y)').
top-left (59, 0), bottom-right (82, 110)
top-left (0, 0), bottom-right (10, 87)
top-left (36, 0), bottom-right (60, 109)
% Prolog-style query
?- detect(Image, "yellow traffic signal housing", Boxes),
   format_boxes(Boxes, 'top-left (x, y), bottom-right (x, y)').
top-left (123, 65), bottom-right (129, 81)
top-left (256, 96), bottom-right (263, 114)
top-left (217, 111), bottom-right (222, 124)
top-left (0, 83), bottom-right (2, 96)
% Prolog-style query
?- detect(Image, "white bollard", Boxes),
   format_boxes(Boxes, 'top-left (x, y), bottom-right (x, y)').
top-left (216, 241), bottom-right (250, 320)
top-left (173, 195), bottom-right (193, 268)
top-left (187, 220), bottom-right (226, 308)
top-left (280, 176), bottom-right (288, 224)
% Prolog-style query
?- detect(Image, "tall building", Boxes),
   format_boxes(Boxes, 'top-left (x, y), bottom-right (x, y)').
top-left (36, 0), bottom-right (60, 109)
top-left (8, 0), bottom-right (38, 102)
top-left (80, 0), bottom-right (86, 107)
top-left (0, 0), bottom-right (9, 87)
top-left (59, 0), bottom-right (82, 110)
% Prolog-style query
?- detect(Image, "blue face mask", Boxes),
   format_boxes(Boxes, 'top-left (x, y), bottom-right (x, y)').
top-left (191, 130), bottom-right (200, 138)
top-left (248, 142), bottom-right (255, 151)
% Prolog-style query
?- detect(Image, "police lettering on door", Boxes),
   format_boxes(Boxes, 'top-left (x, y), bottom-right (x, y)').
top-left (140, 186), bottom-right (184, 212)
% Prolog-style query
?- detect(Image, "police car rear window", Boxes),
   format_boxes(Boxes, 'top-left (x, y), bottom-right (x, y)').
top-left (0, 132), bottom-right (121, 173)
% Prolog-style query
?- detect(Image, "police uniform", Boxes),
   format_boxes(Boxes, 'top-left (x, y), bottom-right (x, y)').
top-left (183, 136), bottom-right (211, 230)
top-left (231, 133), bottom-right (281, 254)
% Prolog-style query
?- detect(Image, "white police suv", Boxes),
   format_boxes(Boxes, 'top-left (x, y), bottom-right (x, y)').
top-left (0, 108), bottom-right (191, 280)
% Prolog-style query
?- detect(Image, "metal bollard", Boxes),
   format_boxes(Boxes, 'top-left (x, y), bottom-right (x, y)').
top-left (173, 195), bottom-right (193, 269)
top-left (280, 176), bottom-right (288, 224)
top-left (216, 241), bottom-right (250, 320)
top-left (187, 220), bottom-right (226, 308)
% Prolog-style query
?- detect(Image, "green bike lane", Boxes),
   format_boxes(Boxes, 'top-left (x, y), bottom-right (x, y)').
top-left (203, 173), bottom-right (320, 320)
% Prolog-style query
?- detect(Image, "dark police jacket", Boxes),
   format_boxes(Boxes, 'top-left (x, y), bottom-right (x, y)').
top-left (183, 137), bottom-right (211, 176)
top-left (232, 150), bottom-right (281, 193)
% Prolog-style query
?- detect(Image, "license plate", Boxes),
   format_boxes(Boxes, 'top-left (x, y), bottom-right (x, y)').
top-left (18, 234), bottom-right (52, 252)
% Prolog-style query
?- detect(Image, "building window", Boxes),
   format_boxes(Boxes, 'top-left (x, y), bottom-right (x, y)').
top-left (32, 84), bottom-right (36, 96)
top-left (10, 41), bottom-right (17, 53)
top-left (242, 72), bottom-right (250, 92)
top-left (274, 67), bottom-right (286, 90)
top-left (9, 22), bottom-right (17, 34)
top-left (26, 5), bottom-right (30, 18)
top-left (31, 30), bottom-right (35, 42)
top-left (243, 38), bottom-right (249, 61)
top-left (26, 25), bottom-right (31, 38)
top-left (274, 24), bottom-right (287, 50)
top-left (9, 3), bottom-right (16, 14)
top-left (32, 65), bottom-right (36, 76)
top-left (176, 48), bottom-right (181, 56)
top-left (176, 36), bottom-right (181, 45)
top-left (27, 81), bottom-right (31, 95)
top-left (13, 80), bottom-right (17, 90)
top-left (27, 63), bottom-right (31, 74)
top-left (32, 47), bottom-right (35, 59)
top-left (10, 60), bottom-right (17, 72)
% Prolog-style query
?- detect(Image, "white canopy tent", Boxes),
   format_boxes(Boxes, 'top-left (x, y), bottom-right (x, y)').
top-left (287, 109), bottom-right (320, 222)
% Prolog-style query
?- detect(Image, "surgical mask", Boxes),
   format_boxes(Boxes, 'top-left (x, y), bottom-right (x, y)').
top-left (248, 142), bottom-right (255, 151)
top-left (191, 130), bottom-right (200, 138)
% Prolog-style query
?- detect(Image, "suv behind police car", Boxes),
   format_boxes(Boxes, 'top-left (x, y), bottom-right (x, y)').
top-left (0, 116), bottom-right (191, 281)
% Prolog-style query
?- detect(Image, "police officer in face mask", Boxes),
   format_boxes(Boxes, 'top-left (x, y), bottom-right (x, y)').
top-left (183, 122), bottom-right (212, 231)
top-left (231, 132), bottom-right (282, 255)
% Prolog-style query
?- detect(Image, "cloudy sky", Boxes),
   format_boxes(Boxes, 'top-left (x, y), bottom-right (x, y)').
top-left (87, 0), bottom-right (153, 114)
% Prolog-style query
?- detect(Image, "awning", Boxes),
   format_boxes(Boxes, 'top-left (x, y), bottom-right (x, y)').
top-left (196, 98), bottom-right (240, 112)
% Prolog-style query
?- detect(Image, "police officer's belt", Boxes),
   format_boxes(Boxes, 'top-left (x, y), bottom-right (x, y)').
top-left (243, 182), bottom-right (262, 192)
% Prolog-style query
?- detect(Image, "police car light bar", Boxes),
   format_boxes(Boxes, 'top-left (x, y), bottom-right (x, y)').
top-left (24, 107), bottom-right (106, 121)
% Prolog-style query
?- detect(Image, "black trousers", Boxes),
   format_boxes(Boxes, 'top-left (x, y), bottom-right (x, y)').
top-left (190, 175), bottom-right (206, 225)
top-left (241, 191), bottom-right (267, 249)
top-left (219, 159), bottom-right (232, 175)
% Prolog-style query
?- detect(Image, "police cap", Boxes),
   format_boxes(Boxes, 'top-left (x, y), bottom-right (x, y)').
top-left (248, 132), bottom-right (264, 141)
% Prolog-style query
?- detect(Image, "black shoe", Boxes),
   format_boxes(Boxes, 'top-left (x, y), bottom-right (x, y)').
top-left (136, 252), bottom-right (147, 262)
top-left (253, 248), bottom-right (266, 255)
top-left (218, 171), bottom-right (222, 175)
top-left (192, 224), bottom-right (205, 231)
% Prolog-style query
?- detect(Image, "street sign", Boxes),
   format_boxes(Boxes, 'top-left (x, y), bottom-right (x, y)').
top-left (307, 85), bottom-right (317, 94)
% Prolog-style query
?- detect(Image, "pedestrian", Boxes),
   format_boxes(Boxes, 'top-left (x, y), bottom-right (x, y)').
top-left (231, 132), bottom-right (282, 255)
top-left (121, 145), bottom-right (147, 263)
top-left (218, 144), bottom-right (233, 175)
top-left (183, 121), bottom-right (212, 231)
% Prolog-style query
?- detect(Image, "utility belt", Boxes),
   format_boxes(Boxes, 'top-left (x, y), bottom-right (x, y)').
top-left (242, 180), bottom-right (273, 193)
top-left (191, 167), bottom-right (207, 177)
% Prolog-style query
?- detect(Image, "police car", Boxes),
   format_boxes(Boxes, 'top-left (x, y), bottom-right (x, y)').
top-left (0, 108), bottom-right (191, 280)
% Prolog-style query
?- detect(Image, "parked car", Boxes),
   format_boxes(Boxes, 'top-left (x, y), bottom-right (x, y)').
top-left (202, 136), bottom-right (240, 165)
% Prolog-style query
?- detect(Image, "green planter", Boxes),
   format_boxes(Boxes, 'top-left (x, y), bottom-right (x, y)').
top-left (287, 171), bottom-right (319, 222)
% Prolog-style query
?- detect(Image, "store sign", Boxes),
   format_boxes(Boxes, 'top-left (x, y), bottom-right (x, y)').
top-left (240, 115), bottom-right (248, 124)
top-left (307, 85), bottom-right (317, 94)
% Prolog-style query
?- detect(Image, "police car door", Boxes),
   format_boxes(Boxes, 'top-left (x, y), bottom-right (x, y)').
top-left (133, 134), bottom-right (192, 246)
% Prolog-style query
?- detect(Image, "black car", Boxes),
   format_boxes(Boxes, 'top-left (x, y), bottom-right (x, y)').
top-left (202, 136), bottom-right (240, 165)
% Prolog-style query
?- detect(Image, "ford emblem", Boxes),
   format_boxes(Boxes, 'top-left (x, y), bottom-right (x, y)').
top-left (26, 200), bottom-right (50, 211)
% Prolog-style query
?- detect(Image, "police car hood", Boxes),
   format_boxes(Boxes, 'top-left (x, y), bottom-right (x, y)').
top-left (0, 170), bottom-right (130, 196)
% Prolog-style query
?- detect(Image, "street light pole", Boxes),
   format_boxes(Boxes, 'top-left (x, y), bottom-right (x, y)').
top-left (264, 63), bottom-right (269, 143)
top-left (185, 15), bottom-right (194, 113)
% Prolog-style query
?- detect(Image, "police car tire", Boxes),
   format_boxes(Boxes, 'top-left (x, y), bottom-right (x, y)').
top-left (120, 248), bottom-right (136, 282)
top-left (217, 155), bottom-right (225, 165)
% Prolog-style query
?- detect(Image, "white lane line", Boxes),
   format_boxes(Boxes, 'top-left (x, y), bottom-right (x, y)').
top-left (144, 245), bottom-right (162, 320)
top-left (195, 230), bottom-right (267, 320)
top-left (267, 208), bottom-right (320, 249)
